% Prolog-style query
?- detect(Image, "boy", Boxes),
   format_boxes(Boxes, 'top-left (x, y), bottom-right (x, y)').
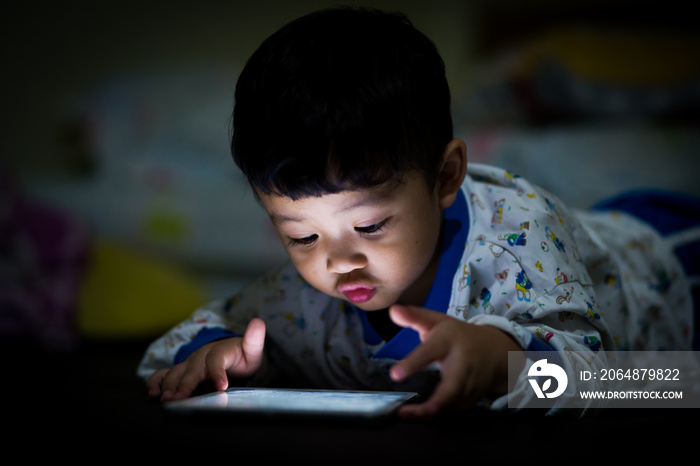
top-left (138, 7), bottom-right (694, 417)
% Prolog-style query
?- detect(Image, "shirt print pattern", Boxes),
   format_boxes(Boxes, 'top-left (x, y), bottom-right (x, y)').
top-left (137, 163), bottom-right (693, 413)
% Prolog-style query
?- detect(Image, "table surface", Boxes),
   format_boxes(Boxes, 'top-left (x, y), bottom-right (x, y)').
top-left (12, 338), bottom-right (695, 462)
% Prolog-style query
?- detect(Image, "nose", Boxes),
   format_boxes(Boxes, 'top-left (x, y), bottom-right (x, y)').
top-left (326, 240), bottom-right (368, 274)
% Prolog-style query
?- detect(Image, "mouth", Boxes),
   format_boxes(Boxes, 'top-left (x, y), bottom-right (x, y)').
top-left (337, 282), bottom-right (377, 304)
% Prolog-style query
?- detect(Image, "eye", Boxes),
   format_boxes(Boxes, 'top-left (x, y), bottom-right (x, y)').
top-left (287, 234), bottom-right (318, 247)
top-left (355, 218), bottom-right (389, 235)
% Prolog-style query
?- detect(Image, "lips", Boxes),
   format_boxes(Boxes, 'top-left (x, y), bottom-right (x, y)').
top-left (337, 282), bottom-right (376, 304)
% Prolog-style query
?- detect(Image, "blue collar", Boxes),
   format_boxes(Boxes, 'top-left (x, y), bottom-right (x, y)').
top-left (355, 188), bottom-right (469, 360)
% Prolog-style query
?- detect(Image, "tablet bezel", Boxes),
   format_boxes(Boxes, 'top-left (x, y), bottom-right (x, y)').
top-left (164, 387), bottom-right (419, 420)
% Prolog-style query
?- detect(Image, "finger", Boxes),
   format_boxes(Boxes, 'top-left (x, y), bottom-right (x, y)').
top-left (159, 362), bottom-right (191, 401)
top-left (390, 332), bottom-right (448, 382)
top-left (145, 369), bottom-right (168, 399)
top-left (401, 379), bottom-right (481, 418)
top-left (398, 399), bottom-right (442, 418)
top-left (398, 372), bottom-right (459, 418)
top-left (241, 317), bottom-right (266, 369)
top-left (405, 371), bottom-right (468, 417)
top-left (171, 357), bottom-right (208, 400)
top-left (389, 304), bottom-right (444, 339)
top-left (204, 346), bottom-right (232, 392)
top-left (211, 318), bottom-right (266, 384)
top-left (398, 363), bottom-right (476, 419)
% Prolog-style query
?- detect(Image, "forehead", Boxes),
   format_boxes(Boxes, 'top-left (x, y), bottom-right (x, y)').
top-left (258, 171), bottom-right (427, 225)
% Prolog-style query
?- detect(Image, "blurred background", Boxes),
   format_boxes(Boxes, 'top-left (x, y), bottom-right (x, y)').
top-left (2, 0), bottom-right (699, 350)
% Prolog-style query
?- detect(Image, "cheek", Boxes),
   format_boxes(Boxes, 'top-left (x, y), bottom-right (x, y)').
top-left (399, 215), bottom-right (442, 275)
top-left (288, 253), bottom-right (330, 289)
top-left (381, 231), bottom-right (436, 280)
top-left (409, 213), bottom-right (441, 256)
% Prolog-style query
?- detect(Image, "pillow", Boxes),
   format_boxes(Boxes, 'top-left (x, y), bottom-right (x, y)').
top-left (76, 239), bottom-right (207, 339)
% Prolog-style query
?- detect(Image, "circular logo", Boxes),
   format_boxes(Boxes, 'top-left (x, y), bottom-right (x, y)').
top-left (527, 358), bottom-right (568, 398)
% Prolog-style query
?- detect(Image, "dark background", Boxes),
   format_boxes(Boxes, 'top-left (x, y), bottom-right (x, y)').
top-left (3, 1), bottom-right (698, 459)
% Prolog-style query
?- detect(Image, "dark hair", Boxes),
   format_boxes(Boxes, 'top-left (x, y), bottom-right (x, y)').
top-left (231, 6), bottom-right (453, 199)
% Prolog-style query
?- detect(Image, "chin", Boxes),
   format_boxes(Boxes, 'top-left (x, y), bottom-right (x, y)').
top-left (348, 297), bottom-right (396, 312)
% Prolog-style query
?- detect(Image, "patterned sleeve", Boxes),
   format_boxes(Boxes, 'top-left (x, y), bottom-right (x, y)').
top-left (136, 299), bottom-right (245, 380)
top-left (135, 263), bottom-right (297, 381)
top-left (451, 164), bottom-right (617, 411)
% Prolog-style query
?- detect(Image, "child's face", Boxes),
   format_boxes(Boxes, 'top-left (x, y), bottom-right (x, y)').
top-left (258, 171), bottom-right (444, 311)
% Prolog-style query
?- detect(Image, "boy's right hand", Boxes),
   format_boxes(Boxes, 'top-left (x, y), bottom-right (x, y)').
top-left (146, 317), bottom-right (266, 402)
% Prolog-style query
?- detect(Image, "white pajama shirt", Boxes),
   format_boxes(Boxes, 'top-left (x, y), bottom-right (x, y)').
top-left (137, 163), bottom-right (693, 412)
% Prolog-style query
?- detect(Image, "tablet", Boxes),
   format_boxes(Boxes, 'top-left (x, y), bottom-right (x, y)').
top-left (165, 387), bottom-right (418, 419)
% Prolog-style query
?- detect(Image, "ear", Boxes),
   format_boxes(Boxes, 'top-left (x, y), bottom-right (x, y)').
top-left (436, 138), bottom-right (467, 209)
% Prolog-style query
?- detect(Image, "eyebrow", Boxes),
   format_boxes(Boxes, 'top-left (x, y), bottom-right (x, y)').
top-left (269, 213), bottom-right (304, 225)
top-left (269, 189), bottom-right (395, 226)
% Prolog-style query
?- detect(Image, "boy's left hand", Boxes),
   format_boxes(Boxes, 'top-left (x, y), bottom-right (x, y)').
top-left (388, 304), bottom-right (521, 418)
